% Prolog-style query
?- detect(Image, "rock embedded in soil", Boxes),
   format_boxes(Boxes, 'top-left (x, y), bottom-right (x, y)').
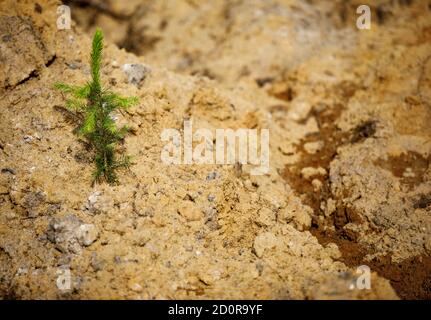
top-left (46, 214), bottom-right (84, 254)
top-left (47, 215), bottom-right (98, 253)
top-left (122, 63), bottom-right (151, 86)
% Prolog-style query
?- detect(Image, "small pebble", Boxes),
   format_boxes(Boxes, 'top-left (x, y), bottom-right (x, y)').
top-left (206, 171), bottom-right (218, 181)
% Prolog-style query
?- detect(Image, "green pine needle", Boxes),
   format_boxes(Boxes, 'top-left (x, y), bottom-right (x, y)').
top-left (54, 28), bottom-right (138, 185)
top-left (90, 28), bottom-right (103, 93)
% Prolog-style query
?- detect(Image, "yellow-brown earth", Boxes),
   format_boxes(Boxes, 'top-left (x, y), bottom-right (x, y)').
top-left (0, 0), bottom-right (430, 299)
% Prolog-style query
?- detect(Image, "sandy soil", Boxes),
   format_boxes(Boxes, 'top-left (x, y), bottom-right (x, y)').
top-left (0, 0), bottom-right (430, 299)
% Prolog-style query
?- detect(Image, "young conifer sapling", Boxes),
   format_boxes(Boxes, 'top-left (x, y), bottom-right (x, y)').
top-left (55, 28), bottom-right (138, 185)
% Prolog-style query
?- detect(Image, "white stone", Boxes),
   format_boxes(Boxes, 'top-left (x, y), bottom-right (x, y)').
top-left (253, 232), bottom-right (280, 258)
top-left (76, 224), bottom-right (99, 246)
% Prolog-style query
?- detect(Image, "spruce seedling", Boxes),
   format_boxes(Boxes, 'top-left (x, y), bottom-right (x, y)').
top-left (55, 28), bottom-right (138, 185)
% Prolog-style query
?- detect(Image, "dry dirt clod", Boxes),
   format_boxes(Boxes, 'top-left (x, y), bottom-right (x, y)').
top-left (76, 224), bottom-right (99, 247)
top-left (178, 201), bottom-right (204, 222)
top-left (253, 232), bottom-right (281, 258)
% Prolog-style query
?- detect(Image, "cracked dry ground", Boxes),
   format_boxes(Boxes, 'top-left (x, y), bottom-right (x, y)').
top-left (0, 0), bottom-right (430, 299)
